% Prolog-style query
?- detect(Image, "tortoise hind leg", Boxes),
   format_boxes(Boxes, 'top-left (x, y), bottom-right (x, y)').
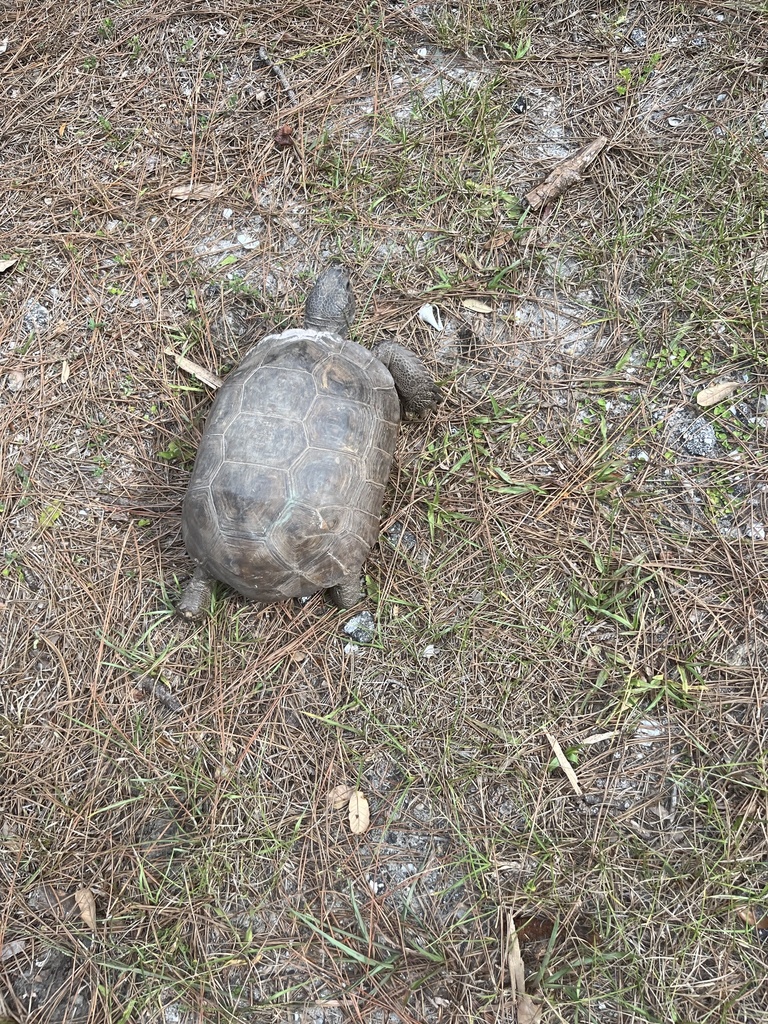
top-left (328, 572), bottom-right (363, 609)
top-left (373, 340), bottom-right (441, 416)
top-left (177, 565), bottom-right (214, 620)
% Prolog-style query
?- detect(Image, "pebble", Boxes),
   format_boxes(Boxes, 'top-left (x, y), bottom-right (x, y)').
top-left (22, 298), bottom-right (50, 334)
top-left (667, 410), bottom-right (718, 457)
top-left (680, 418), bottom-right (717, 456)
top-left (629, 27), bottom-right (647, 47)
top-left (343, 611), bottom-right (376, 645)
top-left (384, 521), bottom-right (418, 552)
top-left (5, 370), bottom-right (25, 392)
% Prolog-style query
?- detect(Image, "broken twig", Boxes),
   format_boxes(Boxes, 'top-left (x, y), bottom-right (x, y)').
top-left (544, 730), bottom-right (584, 796)
top-left (258, 45), bottom-right (298, 107)
top-left (523, 136), bottom-right (608, 211)
top-left (135, 676), bottom-right (184, 714)
top-left (164, 348), bottom-right (224, 390)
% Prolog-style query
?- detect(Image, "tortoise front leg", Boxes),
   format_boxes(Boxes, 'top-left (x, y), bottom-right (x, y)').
top-left (373, 340), bottom-right (441, 416)
top-left (328, 571), bottom-right (363, 609)
top-left (177, 565), bottom-right (214, 620)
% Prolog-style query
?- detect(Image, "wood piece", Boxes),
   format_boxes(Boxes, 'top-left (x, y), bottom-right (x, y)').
top-left (523, 136), bottom-right (608, 211)
top-left (258, 45), bottom-right (298, 107)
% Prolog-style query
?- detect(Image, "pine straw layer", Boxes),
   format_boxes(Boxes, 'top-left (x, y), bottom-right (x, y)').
top-left (1, 2), bottom-right (767, 1022)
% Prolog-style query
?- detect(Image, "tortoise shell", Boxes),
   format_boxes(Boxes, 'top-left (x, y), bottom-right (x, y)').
top-left (181, 327), bottom-right (400, 603)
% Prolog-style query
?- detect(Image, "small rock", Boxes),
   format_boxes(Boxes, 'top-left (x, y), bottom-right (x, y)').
top-left (22, 298), bottom-right (50, 334)
top-left (629, 27), bottom-right (647, 47)
top-left (680, 418), bottom-right (717, 456)
top-left (635, 718), bottom-right (664, 741)
top-left (384, 521), bottom-right (418, 552)
top-left (744, 521), bottom-right (766, 541)
top-left (5, 369), bottom-right (25, 392)
top-left (343, 611), bottom-right (376, 645)
top-left (511, 95), bottom-right (528, 114)
top-left (421, 644), bottom-right (438, 660)
top-left (222, 208), bottom-right (233, 219)
top-left (343, 642), bottom-right (369, 656)
top-left (668, 411), bottom-right (718, 457)
top-left (686, 34), bottom-right (708, 51)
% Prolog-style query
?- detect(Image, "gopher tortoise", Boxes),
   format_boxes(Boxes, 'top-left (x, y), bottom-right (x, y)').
top-left (177, 266), bottom-right (440, 618)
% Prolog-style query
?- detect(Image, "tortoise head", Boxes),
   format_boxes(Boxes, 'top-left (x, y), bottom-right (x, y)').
top-left (304, 266), bottom-right (356, 338)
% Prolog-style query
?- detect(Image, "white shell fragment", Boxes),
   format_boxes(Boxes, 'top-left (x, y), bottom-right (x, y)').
top-left (236, 232), bottom-right (260, 250)
top-left (462, 298), bottom-right (493, 313)
top-left (696, 381), bottom-right (739, 408)
top-left (418, 303), bottom-right (443, 331)
top-left (5, 370), bottom-right (25, 392)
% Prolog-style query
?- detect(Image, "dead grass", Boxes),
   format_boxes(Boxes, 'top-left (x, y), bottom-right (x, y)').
top-left (1, 1), bottom-right (767, 1022)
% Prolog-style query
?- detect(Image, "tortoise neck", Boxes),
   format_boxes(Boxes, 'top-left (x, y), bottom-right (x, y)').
top-left (304, 314), bottom-right (351, 338)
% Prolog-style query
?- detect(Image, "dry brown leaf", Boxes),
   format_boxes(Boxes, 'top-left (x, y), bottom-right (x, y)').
top-left (517, 994), bottom-right (543, 1024)
top-left (328, 784), bottom-right (355, 810)
top-left (164, 348), bottom-right (223, 389)
top-left (482, 231), bottom-right (515, 251)
top-left (0, 255), bottom-right (20, 273)
top-left (74, 887), bottom-right (96, 930)
top-left (696, 381), bottom-right (739, 408)
top-left (507, 912), bottom-right (543, 1024)
top-left (462, 298), bottom-right (494, 313)
top-left (274, 123), bottom-right (294, 148)
top-left (348, 790), bottom-right (370, 834)
top-left (170, 182), bottom-right (225, 201)
top-left (1, 938), bottom-right (27, 961)
top-left (738, 906), bottom-right (768, 929)
top-left (581, 729), bottom-right (619, 745)
top-left (61, 360), bottom-right (71, 385)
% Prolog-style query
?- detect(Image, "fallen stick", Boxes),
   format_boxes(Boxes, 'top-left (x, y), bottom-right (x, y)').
top-left (164, 347), bottom-right (223, 390)
top-left (544, 730), bottom-right (583, 797)
top-left (258, 45), bottom-right (298, 107)
top-left (523, 136), bottom-right (608, 211)
top-left (134, 676), bottom-right (184, 714)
